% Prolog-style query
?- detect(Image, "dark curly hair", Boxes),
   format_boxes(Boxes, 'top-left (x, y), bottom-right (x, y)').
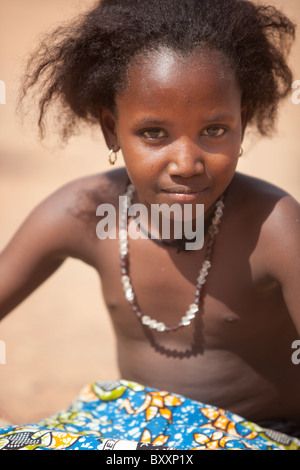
top-left (19, 0), bottom-right (296, 141)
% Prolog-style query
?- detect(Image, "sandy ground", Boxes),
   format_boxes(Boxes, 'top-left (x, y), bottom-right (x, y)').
top-left (0, 0), bottom-right (299, 425)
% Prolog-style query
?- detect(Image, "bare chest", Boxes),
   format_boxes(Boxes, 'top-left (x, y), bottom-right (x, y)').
top-left (95, 235), bottom-right (290, 349)
top-left (90, 237), bottom-right (300, 420)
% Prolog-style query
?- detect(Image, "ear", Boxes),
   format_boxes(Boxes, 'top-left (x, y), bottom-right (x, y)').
top-left (241, 105), bottom-right (249, 142)
top-left (98, 108), bottom-right (120, 151)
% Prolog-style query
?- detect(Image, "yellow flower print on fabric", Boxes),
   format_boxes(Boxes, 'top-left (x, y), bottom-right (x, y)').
top-left (192, 430), bottom-right (254, 450)
top-left (192, 408), bottom-right (284, 450)
top-left (119, 390), bottom-right (182, 424)
top-left (90, 381), bottom-right (145, 402)
top-left (0, 427), bottom-right (80, 450)
top-left (140, 428), bottom-right (170, 446)
top-left (241, 421), bottom-right (300, 451)
top-left (38, 410), bottom-right (105, 436)
top-left (200, 408), bottom-right (258, 440)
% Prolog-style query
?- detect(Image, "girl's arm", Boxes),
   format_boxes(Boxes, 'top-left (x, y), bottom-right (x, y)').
top-left (0, 180), bottom-right (92, 321)
top-left (264, 194), bottom-right (300, 336)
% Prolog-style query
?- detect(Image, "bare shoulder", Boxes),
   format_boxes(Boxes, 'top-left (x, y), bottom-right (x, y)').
top-left (43, 167), bottom-right (129, 216)
top-left (0, 167), bottom-right (129, 318)
top-left (1, 167), bottom-right (129, 263)
top-left (230, 172), bottom-right (300, 279)
top-left (230, 174), bottom-right (300, 334)
top-left (230, 172), bottom-right (299, 227)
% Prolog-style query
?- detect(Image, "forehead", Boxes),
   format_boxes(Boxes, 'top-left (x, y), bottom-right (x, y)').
top-left (116, 48), bottom-right (241, 112)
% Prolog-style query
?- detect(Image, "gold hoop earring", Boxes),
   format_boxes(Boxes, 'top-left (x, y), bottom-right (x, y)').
top-left (239, 147), bottom-right (244, 157)
top-left (108, 149), bottom-right (118, 165)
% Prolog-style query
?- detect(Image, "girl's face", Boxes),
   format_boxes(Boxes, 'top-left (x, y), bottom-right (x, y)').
top-left (101, 48), bottom-right (247, 215)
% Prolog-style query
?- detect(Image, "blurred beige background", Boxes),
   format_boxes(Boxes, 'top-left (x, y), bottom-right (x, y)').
top-left (0, 0), bottom-right (299, 425)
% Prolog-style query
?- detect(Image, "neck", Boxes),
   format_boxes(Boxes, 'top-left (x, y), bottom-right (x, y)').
top-left (128, 189), bottom-right (229, 252)
top-left (119, 182), bottom-right (227, 333)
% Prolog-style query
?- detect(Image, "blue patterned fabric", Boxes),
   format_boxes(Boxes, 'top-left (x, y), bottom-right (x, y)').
top-left (0, 380), bottom-right (299, 450)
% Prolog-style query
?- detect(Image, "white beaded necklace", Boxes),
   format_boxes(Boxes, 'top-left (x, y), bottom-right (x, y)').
top-left (119, 184), bottom-right (226, 333)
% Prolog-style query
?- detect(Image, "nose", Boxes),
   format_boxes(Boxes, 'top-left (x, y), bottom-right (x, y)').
top-left (167, 139), bottom-right (205, 178)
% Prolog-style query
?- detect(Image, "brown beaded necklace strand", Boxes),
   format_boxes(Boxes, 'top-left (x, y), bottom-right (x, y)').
top-left (119, 184), bottom-right (226, 333)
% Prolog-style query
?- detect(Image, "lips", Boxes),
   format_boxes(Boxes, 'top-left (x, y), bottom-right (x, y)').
top-left (162, 186), bottom-right (206, 194)
top-left (161, 186), bottom-right (208, 203)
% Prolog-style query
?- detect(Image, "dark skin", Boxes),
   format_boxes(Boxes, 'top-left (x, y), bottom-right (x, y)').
top-left (0, 49), bottom-right (299, 423)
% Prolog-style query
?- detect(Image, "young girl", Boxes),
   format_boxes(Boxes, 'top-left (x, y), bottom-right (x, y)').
top-left (0, 0), bottom-right (299, 451)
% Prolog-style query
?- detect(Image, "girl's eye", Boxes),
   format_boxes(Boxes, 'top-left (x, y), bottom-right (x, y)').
top-left (141, 128), bottom-right (166, 140)
top-left (202, 126), bottom-right (227, 137)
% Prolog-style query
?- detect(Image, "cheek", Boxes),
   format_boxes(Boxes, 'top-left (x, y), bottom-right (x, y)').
top-left (204, 146), bottom-right (240, 185)
top-left (208, 152), bottom-right (239, 175)
top-left (121, 140), bottom-right (165, 177)
top-left (205, 134), bottom-right (241, 170)
top-left (121, 148), bottom-right (156, 191)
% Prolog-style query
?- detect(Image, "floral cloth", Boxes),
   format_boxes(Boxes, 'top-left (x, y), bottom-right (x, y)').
top-left (0, 380), bottom-right (299, 450)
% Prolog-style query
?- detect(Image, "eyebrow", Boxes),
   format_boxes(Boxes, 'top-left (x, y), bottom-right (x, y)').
top-left (133, 112), bottom-right (236, 128)
top-left (202, 112), bottom-right (236, 122)
top-left (133, 117), bottom-right (169, 127)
